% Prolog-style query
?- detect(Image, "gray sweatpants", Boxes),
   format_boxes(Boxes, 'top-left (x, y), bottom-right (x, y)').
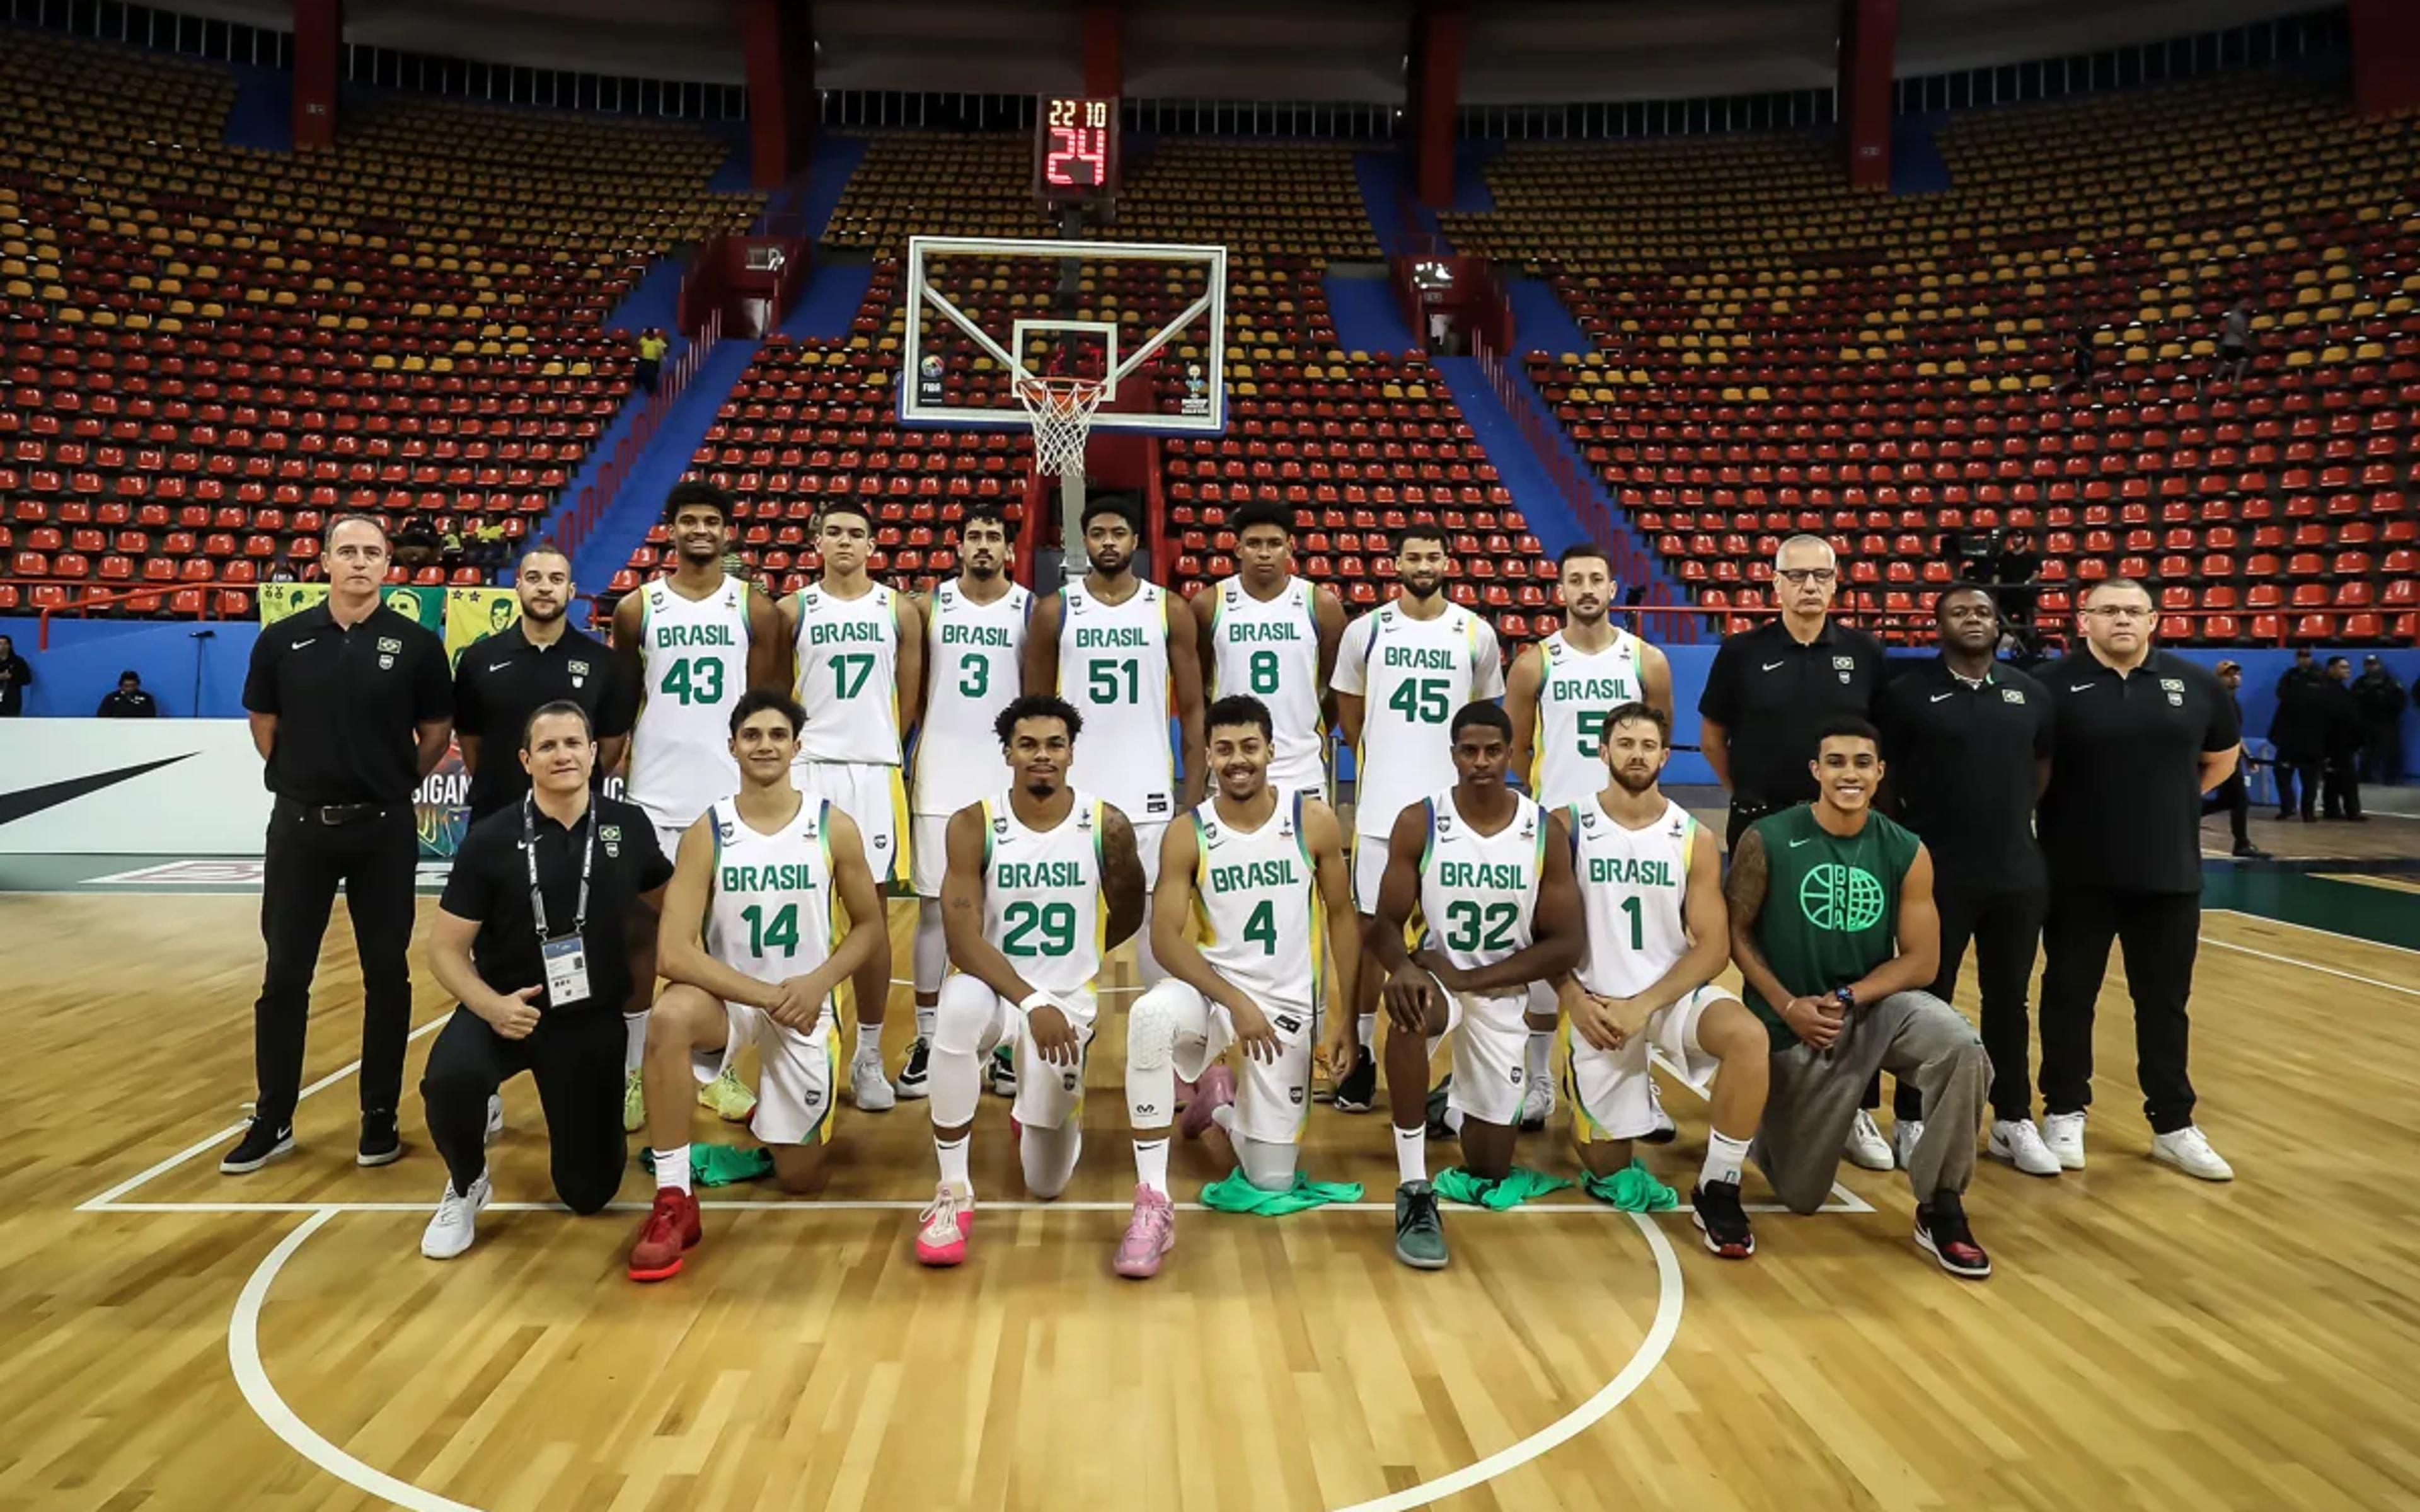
top-left (1751, 990), bottom-right (1989, 1215)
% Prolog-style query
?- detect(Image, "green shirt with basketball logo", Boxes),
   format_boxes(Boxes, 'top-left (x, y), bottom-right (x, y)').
top-left (1742, 805), bottom-right (1922, 1050)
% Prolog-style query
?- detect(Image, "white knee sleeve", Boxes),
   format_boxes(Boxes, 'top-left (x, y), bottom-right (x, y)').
top-left (1126, 981), bottom-right (1184, 1127)
top-left (1020, 1121), bottom-right (1083, 1199)
top-left (913, 899), bottom-right (948, 996)
top-left (928, 976), bottom-right (998, 1128)
top-left (1235, 1132), bottom-right (1299, 1193)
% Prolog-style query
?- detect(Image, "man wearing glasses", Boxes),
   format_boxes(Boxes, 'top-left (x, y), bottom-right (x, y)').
top-left (2034, 577), bottom-right (2239, 1183)
top-left (1697, 535), bottom-right (1893, 1169)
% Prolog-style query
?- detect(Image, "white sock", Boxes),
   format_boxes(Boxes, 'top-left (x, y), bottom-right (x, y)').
top-left (1393, 1122), bottom-right (1427, 1186)
top-left (623, 1011), bottom-right (648, 1075)
top-left (1133, 1137), bottom-right (1170, 1195)
top-left (1210, 1103), bottom-right (1237, 1135)
top-left (935, 1134), bottom-right (972, 1196)
top-left (1701, 1131), bottom-right (1750, 1189)
top-left (854, 1022), bottom-right (884, 1068)
top-left (914, 1002), bottom-right (936, 1040)
top-left (1356, 1012), bottom-right (1375, 1050)
top-left (1524, 1029), bottom-right (1552, 1087)
top-left (657, 1143), bottom-right (691, 1195)
top-left (1441, 1101), bottom-right (1465, 1137)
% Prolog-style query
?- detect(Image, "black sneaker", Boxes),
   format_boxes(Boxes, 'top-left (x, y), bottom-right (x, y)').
top-left (356, 1109), bottom-right (403, 1168)
top-left (983, 1041), bottom-right (1017, 1097)
top-left (219, 1117), bottom-right (295, 1175)
top-left (1393, 1180), bottom-right (1449, 1269)
top-left (1332, 1045), bottom-right (1377, 1113)
top-left (1914, 1189), bottom-right (1991, 1280)
top-left (1690, 1179), bottom-right (1756, 1259)
top-left (894, 1035), bottom-right (932, 1099)
top-left (1424, 1075), bottom-right (1456, 1139)
top-left (2231, 840), bottom-right (2271, 859)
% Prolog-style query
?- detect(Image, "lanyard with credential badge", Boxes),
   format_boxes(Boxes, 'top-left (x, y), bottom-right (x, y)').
top-left (524, 795), bottom-right (597, 1007)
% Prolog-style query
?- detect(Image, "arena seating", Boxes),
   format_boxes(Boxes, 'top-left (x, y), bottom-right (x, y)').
top-left (0, 31), bottom-right (762, 617)
top-left (1443, 73), bottom-right (2419, 644)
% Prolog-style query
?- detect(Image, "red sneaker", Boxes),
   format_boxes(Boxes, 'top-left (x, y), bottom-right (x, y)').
top-left (628, 1188), bottom-right (702, 1282)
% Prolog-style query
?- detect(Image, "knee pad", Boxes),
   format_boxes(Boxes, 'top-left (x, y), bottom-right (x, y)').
top-left (1126, 982), bottom-right (1184, 1072)
top-left (1020, 1121), bottom-right (1082, 1199)
top-left (913, 900), bottom-right (948, 995)
top-left (931, 975), bottom-right (997, 1058)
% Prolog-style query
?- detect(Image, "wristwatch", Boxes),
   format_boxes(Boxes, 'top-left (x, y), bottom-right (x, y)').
top-left (1832, 985), bottom-right (1858, 1011)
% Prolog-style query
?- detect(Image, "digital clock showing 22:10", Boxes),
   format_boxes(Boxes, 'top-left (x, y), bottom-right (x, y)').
top-left (1035, 96), bottom-right (1120, 202)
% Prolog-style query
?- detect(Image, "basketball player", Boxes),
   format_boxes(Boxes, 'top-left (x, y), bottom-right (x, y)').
top-left (611, 480), bottom-right (785, 1131)
top-left (1330, 525), bottom-right (1505, 1114)
top-left (901, 505), bottom-right (1029, 1099)
top-left (1366, 702), bottom-right (1581, 1271)
top-left (1114, 696), bottom-right (1361, 1279)
top-left (1023, 495), bottom-right (1204, 986)
top-left (1192, 500), bottom-right (1345, 806)
top-left (915, 695), bottom-right (1147, 1267)
top-left (1504, 541), bottom-right (1672, 1130)
top-left (627, 691), bottom-right (888, 1281)
top-left (781, 499), bottom-right (919, 1111)
top-left (1554, 703), bottom-right (1766, 1258)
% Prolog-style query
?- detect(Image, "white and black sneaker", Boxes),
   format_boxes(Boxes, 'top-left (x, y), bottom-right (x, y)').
top-left (1690, 1179), bottom-right (1756, 1259)
top-left (1332, 1045), bottom-right (1378, 1114)
top-left (894, 1035), bottom-right (932, 1099)
top-left (484, 1094), bottom-right (505, 1144)
top-left (219, 1117), bottom-right (295, 1175)
top-left (357, 1109), bottom-right (404, 1167)
top-left (420, 1172), bottom-right (492, 1261)
top-left (983, 1042), bottom-right (1017, 1097)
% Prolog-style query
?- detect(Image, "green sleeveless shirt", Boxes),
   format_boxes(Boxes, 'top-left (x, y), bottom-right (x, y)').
top-left (1742, 805), bottom-right (1922, 1050)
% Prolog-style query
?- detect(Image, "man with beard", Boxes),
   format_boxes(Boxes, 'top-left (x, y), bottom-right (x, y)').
top-left (900, 505), bottom-right (1030, 1098)
top-left (1329, 525), bottom-right (1506, 1115)
top-left (611, 481), bottom-right (787, 1130)
top-left (1193, 499), bottom-right (1347, 808)
top-left (454, 542), bottom-right (635, 822)
top-left (1114, 696), bottom-right (1360, 1279)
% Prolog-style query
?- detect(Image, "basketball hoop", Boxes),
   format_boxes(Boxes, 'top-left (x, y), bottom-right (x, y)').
top-left (1016, 374), bottom-right (1108, 477)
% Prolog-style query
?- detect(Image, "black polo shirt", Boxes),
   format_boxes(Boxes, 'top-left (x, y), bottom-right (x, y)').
top-left (243, 603), bottom-right (452, 805)
top-left (452, 619), bottom-right (635, 820)
top-left (96, 689), bottom-right (160, 718)
top-left (1878, 656), bottom-right (2054, 895)
top-left (2039, 648), bottom-right (2238, 894)
top-left (1696, 618), bottom-right (1888, 806)
top-left (439, 794), bottom-right (672, 1012)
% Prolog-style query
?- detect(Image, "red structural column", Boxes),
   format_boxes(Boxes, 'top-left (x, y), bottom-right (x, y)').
top-left (291, 0), bottom-right (340, 150)
top-left (2350, 0), bottom-right (2420, 115)
top-left (741, 0), bottom-right (815, 191)
top-left (1082, 1), bottom-right (1121, 100)
top-left (1838, 0), bottom-right (1895, 189)
top-left (1409, 0), bottom-right (1466, 210)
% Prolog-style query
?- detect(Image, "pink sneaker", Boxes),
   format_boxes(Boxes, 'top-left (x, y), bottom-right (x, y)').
top-left (1178, 1063), bottom-right (1236, 1140)
top-left (1113, 1184), bottom-right (1177, 1278)
top-left (914, 1182), bottom-right (974, 1267)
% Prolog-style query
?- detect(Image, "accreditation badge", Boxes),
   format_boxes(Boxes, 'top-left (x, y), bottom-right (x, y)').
top-left (541, 934), bottom-right (592, 1007)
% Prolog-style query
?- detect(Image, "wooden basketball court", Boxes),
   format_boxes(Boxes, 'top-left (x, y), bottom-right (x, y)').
top-left (5, 835), bottom-right (2418, 1510)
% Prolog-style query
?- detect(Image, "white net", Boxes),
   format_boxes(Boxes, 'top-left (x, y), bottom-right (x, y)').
top-left (1017, 375), bottom-right (1109, 477)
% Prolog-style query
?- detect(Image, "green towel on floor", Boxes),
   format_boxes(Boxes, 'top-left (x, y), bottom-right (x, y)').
top-left (1581, 1159), bottom-right (1679, 1212)
top-left (1433, 1166), bottom-right (1573, 1210)
top-left (1199, 1170), bottom-right (1364, 1215)
top-left (637, 1142), bottom-right (775, 1186)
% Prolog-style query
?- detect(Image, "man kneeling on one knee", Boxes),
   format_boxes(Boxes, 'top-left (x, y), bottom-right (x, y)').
top-left (1725, 716), bottom-right (1995, 1280)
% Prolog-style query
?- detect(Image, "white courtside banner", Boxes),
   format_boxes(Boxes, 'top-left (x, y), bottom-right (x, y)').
top-left (0, 719), bottom-right (275, 855)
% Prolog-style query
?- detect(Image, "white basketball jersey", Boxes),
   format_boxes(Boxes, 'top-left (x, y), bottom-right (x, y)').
top-left (1189, 792), bottom-right (1323, 1021)
top-left (1209, 576), bottom-right (1324, 789)
top-left (1532, 629), bottom-right (1647, 808)
top-left (981, 789), bottom-right (1110, 1017)
top-left (1416, 789), bottom-right (1546, 980)
top-left (913, 578), bottom-right (1031, 816)
top-left (630, 575), bottom-right (751, 836)
top-left (1337, 601), bottom-right (1504, 844)
top-left (1568, 795), bottom-right (1698, 1000)
top-left (1059, 578), bottom-right (1175, 825)
top-left (790, 581), bottom-right (901, 765)
top-left (702, 793), bottom-right (838, 1009)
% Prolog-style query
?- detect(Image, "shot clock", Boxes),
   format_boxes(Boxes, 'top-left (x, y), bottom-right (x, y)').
top-left (1035, 96), bottom-right (1121, 203)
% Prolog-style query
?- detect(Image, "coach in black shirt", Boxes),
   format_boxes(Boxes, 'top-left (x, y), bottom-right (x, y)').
top-left (223, 515), bottom-right (453, 1177)
top-left (2036, 576), bottom-right (2238, 1183)
top-left (416, 701), bottom-right (672, 1259)
top-left (453, 542), bottom-right (634, 820)
top-left (1879, 585), bottom-right (2061, 1176)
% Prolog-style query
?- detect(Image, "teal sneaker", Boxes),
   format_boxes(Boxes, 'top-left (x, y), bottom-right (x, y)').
top-left (1393, 1180), bottom-right (1449, 1270)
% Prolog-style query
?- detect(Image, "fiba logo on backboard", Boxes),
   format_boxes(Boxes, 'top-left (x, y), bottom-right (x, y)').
top-left (1798, 862), bottom-right (1886, 932)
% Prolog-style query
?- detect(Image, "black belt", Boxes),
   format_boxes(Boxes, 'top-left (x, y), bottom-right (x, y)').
top-left (277, 798), bottom-right (395, 825)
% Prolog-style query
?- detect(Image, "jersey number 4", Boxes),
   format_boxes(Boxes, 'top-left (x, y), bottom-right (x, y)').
top-left (659, 655), bottom-right (725, 707)
top-left (1386, 677), bottom-right (1449, 723)
top-left (1001, 900), bottom-right (1077, 957)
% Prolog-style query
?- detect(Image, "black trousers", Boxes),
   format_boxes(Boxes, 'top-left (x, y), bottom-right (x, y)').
top-left (419, 1004), bottom-right (626, 1212)
top-left (2201, 769), bottom-right (2250, 846)
top-left (1931, 886), bottom-right (2049, 1123)
top-left (254, 803), bottom-right (418, 1125)
top-left (2274, 760), bottom-right (2323, 819)
top-left (2039, 884), bottom-right (2200, 1134)
top-left (2360, 720), bottom-right (2402, 786)
top-left (2322, 753), bottom-right (2364, 820)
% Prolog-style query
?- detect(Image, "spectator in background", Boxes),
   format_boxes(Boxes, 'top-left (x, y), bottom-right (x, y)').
top-left (96, 670), bottom-right (160, 718)
top-left (1994, 529), bottom-right (2041, 637)
top-left (2215, 303), bottom-right (2252, 384)
top-left (2201, 662), bottom-right (2267, 859)
top-left (267, 549), bottom-right (298, 583)
top-left (441, 529), bottom-right (465, 571)
top-left (635, 328), bottom-right (669, 394)
top-left (2353, 655), bottom-right (2407, 786)
top-left (2060, 328), bottom-right (2096, 397)
top-left (2269, 648), bottom-right (2325, 822)
top-left (396, 520), bottom-right (441, 571)
top-left (2317, 656), bottom-right (2366, 822)
top-left (0, 634), bottom-right (30, 716)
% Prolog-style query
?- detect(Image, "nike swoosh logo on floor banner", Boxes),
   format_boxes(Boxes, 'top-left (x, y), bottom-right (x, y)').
top-left (0, 753), bottom-right (196, 827)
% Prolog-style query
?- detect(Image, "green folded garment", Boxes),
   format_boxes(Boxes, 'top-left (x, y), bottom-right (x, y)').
top-left (1199, 1169), bottom-right (1364, 1215)
top-left (1581, 1159), bottom-right (1679, 1212)
top-left (637, 1142), bottom-right (775, 1186)
top-left (1433, 1166), bottom-right (1574, 1210)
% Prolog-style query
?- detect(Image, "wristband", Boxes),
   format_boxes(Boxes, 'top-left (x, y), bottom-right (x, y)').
top-left (1832, 986), bottom-right (1857, 1011)
top-left (1018, 988), bottom-right (1056, 1016)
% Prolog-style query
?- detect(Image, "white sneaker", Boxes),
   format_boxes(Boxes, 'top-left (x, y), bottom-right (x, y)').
top-left (852, 1053), bottom-right (896, 1112)
top-left (1892, 1118), bottom-right (1925, 1172)
top-left (484, 1093), bottom-right (504, 1144)
top-left (2150, 1125), bottom-right (2234, 1181)
top-left (1516, 1075), bottom-right (1556, 1132)
top-left (1988, 1118), bottom-right (2061, 1177)
top-left (1843, 1109), bottom-right (1894, 1171)
top-left (420, 1172), bottom-right (492, 1260)
top-left (2041, 1111), bottom-right (2087, 1171)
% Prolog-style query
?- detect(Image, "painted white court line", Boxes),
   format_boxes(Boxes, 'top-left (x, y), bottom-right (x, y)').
top-left (2199, 936), bottom-right (2420, 999)
top-left (2206, 907), bottom-right (2420, 958)
top-left (91, 1196), bottom-right (1852, 1217)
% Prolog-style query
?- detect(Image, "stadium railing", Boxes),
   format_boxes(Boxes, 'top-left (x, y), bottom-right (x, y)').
top-left (555, 308), bottom-right (726, 558)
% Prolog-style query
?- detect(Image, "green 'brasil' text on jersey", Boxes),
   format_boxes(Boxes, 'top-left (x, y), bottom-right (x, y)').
top-left (1189, 791), bottom-right (1323, 1021)
top-left (1742, 805), bottom-right (1922, 1050)
top-left (1415, 789), bottom-right (1545, 992)
top-left (1209, 576), bottom-right (1326, 796)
